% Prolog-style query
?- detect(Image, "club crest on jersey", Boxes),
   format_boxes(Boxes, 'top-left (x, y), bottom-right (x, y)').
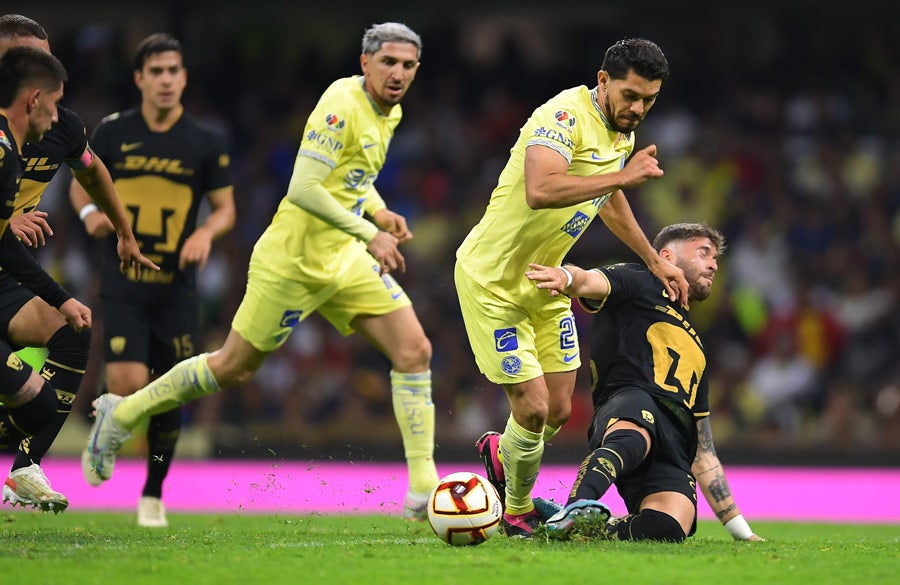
top-left (325, 113), bottom-right (345, 132)
top-left (554, 110), bottom-right (576, 128)
top-left (501, 355), bottom-right (522, 375)
top-left (494, 328), bottom-right (519, 352)
top-left (0, 130), bottom-right (10, 151)
top-left (561, 210), bottom-right (591, 238)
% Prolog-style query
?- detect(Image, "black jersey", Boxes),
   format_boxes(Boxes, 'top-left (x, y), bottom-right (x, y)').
top-left (18, 105), bottom-right (89, 214)
top-left (580, 263), bottom-right (710, 419)
top-left (0, 115), bottom-right (23, 237)
top-left (89, 108), bottom-right (231, 294)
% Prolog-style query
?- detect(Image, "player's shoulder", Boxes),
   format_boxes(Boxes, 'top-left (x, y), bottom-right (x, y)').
top-left (0, 120), bottom-right (18, 176)
top-left (537, 85), bottom-right (588, 110)
top-left (0, 120), bottom-right (14, 155)
top-left (317, 76), bottom-right (366, 113)
top-left (177, 112), bottom-right (229, 150)
top-left (179, 111), bottom-right (223, 134)
top-left (601, 262), bottom-right (658, 290)
top-left (96, 107), bottom-right (139, 129)
top-left (56, 105), bottom-right (87, 133)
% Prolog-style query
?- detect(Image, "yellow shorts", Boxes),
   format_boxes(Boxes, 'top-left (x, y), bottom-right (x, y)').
top-left (232, 248), bottom-right (411, 352)
top-left (453, 263), bottom-right (580, 385)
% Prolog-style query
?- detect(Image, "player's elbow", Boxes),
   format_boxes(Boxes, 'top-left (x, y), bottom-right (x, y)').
top-left (524, 188), bottom-right (553, 210)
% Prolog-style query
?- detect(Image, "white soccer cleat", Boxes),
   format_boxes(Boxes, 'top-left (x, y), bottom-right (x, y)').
top-left (2, 463), bottom-right (69, 514)
top-left (137, 496), bottom-right (169, 528)
top-left (83, 394), bottom-right (131, 483)
top-left (403, 489), bottom-right (430, 521)
top-left (80, 450), bottom-right (103, 487)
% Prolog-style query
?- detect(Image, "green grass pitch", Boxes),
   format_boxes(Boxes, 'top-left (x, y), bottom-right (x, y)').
top-left (2, 511), bottom-right (897, 584)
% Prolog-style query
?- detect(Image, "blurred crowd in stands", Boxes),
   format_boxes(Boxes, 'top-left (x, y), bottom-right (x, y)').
top-left (29, 2), bottom-right (899, 463)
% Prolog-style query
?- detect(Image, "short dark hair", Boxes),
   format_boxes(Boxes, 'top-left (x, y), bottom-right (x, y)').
top-left (0, 45), bottom-right (66, 107)
top-left (133, 33), bottom-right (182, 71)
top-left (653, 222), bottom-right (726, 254)
top-left (602, 38), bottom-right (668, 82)
top-left (0, 14), bottom-right (48, 40)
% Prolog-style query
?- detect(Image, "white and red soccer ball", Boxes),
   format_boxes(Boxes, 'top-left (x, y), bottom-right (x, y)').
top-left (426, 471), bottom-right (502, 546)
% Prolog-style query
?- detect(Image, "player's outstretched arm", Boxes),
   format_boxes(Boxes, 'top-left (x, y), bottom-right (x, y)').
top-left (692, 417), bottom-right (764, 541)
top-left (525, 262), bottom-right (609, 299)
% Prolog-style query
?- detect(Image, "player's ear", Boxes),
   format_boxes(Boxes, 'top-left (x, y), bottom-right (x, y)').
top-left (597, 70), bottom-right (609, 89)
top-left (25, 88), bottom-right (40, 113)
top-left (659, 246), bottom-right (675, 263)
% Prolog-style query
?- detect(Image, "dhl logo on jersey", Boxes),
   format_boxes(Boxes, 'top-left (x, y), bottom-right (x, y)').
top-left (22, 157), bottom-right (61, 173)
top-left (117, 156), bottom-right (195, 176)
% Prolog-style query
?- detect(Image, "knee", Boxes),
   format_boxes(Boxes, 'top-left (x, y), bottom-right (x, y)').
top-left (392, 335), bottom-right (431, 372)
top-left (514, 397), bottom-right (550, 431)
top-left (47, 325), bottom-right (91, 363)
top-left (547, 403), bottom-right (572, 428)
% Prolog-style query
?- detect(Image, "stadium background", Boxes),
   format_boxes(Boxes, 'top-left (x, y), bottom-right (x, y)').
top-left (18, 1), bottom-right (899, 468)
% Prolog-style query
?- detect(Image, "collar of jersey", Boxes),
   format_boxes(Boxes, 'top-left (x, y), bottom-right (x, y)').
top-left (359, 76), bottom-right (389, 117)
top-left (590, 87), bottom-right (616, 132)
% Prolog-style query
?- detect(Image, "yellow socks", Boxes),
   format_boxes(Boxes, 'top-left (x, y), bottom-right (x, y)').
top-left (115, 354), bottom-right (220, 430)
top-left (390, 370), bottom-right (439, 494)
top-left (501, 414), bottom-right (543, 515)
top-left (543, 423), bottom-right (560, 442)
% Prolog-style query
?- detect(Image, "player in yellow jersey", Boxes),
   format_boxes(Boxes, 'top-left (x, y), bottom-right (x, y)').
top-left (82, 22), bottom-right (441, 519)
top-left (457, 38), bottom-right (689, 537)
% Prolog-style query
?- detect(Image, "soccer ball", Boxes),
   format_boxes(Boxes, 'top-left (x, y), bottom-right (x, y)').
top-left (426, 471), bottom-right (502, 546)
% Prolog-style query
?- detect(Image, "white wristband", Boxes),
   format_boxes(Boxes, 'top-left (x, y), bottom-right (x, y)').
top-left (79, 203), bottom-right (99, 222)
top-left (724, 514), bottom-right (753, 540)
top-left (559, 266), bottom-right (573, 290)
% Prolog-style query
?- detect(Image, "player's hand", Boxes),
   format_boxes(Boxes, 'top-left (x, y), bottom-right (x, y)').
top-left (84, 210), bottom-right (115, 238)
top-left (373, 209), bottom-right (413, 244)
top-left (179, 227), bottom-right (214, 270)
top-left (367, 230), bottom-right (405, 275)
top-left (117, 234), bottom-right (160, 280)
top-left (10, 211), bottom-right (53, 247)
top-left (58, 298), bottom-right (92, 332)
top-left (525, 263), bottom-right (567, 297)
top-left (618, 144), bottom-right (664, 188)
top-left (648, 255), bottom-right (689, 309)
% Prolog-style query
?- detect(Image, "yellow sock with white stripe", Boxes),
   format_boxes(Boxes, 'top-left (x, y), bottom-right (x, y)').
top-left (501, 414), bottom-right (543, 515)
top-left (390, 370), bottom-right (439, 494)
top-left (115, 354), bottom-right (220, 431)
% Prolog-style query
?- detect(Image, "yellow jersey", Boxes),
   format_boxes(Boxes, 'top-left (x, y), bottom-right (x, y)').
top-left (457, 86), bottom-right (635, 308)
top-left (253, 76), bottom-right (401, 281)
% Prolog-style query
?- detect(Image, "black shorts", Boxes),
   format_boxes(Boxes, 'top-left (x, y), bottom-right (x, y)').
top-left (0, 271), bottom-right (35, 348)
top-left (589, 387), bottom-right (699, 536)
top-left (101, 292), bottom-right (199, 374)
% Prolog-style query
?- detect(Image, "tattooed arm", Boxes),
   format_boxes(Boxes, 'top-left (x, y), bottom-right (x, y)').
top-left (692, 417), bottom-right (764, 541)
